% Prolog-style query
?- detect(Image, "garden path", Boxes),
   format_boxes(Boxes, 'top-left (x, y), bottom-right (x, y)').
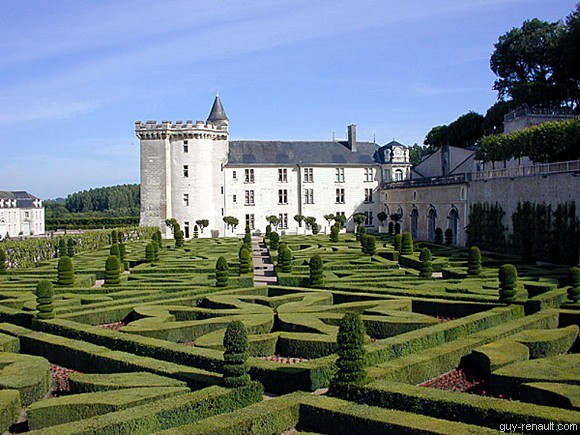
top-left (251, 236), bottom-right (277, 287)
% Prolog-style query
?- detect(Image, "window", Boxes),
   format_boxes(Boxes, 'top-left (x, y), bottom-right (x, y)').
top-left (303, 168), bottom-right (314, 183)
top-left (245, 214), bottom-right (255, 230)
top-left (364, 168), bottom-right (374, 182)
top-left (183, 141), bottom-right (189, 153)
top-left (278, 189), bottom-right (288, 204)
top-left (221, 186), bottom-right (224, 194)
top-left (365, 211), bottom-right (373, 226)
top-left (233, 194), bottom-right (237, 203)
top-left (304, 188), bottom-right (314, 204)
top-left (244, 190), bottom-right (255, 205)
top-left (364, 188), bottom-right (373, 203)
top-left (335, 188), bottom-right (345, 203)
top-left (244, 169), bottom-right (254, 183)
top-left (394, 169), bottom-right (404, 181)
top-left (24, 211), bottom-right (30, 218)
top-left (278, 213), bottom-right (288, 229)
top-left (335, 167), bottom-right (345, 182)
top-left (184, 221), bottom-right (190, 238)
top-left (183, 165), bottom-right (189, 178)
top-left (183, 193), bottom-right (189, 207)
top-left (233, 171), bottom-right (237, 179)
top-left (278, 168), bottom-right (288, 183)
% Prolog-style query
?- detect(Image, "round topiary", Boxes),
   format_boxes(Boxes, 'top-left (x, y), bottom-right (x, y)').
top-left (215, 256), bottom-right (229, 287)
top-left (0, 248), bottom-right (6, 274)
top-left (145, 243), bottom-right (155, 263)
top-left (567, 267), bottom-right (580, 303)
top-left (330, 225), bottom-right (339, 243)
top-left (419, 248), bottom-right (433, 278)
top-left (57, 256), bottom-right (74, 287)
top-left (309, 254), bottom-right (324, 287)
top-left (467, 246), bottom-right (482, 276)
top-left (329, 312), bottom-right (368, 399)
top-left (222, 320), bottom-right (250, 388)
top-left (175, 229), bottom-right (185, 247)
top-left (104, 255), bottom-right (121, 286)
top-left (393, 233), bottom-right (402, 252)
top-left (401, 232), bottom-right (414, 255)
top-left (35, 280), bottom-right (55, 320)
top-left (269, 232), bottom-right (279, 251)
top-left (239, 247), bottom-right (251, 274)
top-left (498, 264), bottom-right (518, 303)
top-left (66, 238), bottom-right (75, 257)
top-left (278, 246), bottom-right (293, 273)
top-left (312, 223), bottom-right (320, 235)
top-left (434, 228), bottom-right (444, 244)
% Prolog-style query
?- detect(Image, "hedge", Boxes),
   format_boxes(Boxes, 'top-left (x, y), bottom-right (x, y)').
top-left (68, 372), bottom-right (188, 394)
top-left (28, 386), bottom-right (190, 429)
top-left (28, 383), bottom-right (263, 435)
top-left (520, 382), bottom-right (580, 411)
top-left (355, 380), bottom-right (580, 433)
top-left (0, 352), bottom-right (51, 406)
top-left (0, 390), bottom-right (20, 433)
top-left (0, 332), bottom-right (19, 353)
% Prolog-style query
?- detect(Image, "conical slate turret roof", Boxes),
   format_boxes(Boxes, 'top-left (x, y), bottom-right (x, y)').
top-left (207, 95), bottom-right (228, 123)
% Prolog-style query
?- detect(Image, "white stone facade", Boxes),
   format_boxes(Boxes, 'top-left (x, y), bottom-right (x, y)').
top-left (137, 98), bottom-right (411, 238)
top-left (0, 191), bottom-right (45, 238)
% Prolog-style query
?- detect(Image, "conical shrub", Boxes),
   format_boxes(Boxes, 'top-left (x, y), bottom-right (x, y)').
top-left (67, 238), bottom-right (75, 257)
top-left (0, 248), bottom-right (6, 274)
top-left (145, 243), bottom-right (155, 263)
top-left (467, 246), bottom-right (482, 276)
top-left (499, 264), bottom-right (518, 303)
top-left (401, 232), bottom-right (413, 255)
top-left (309, 254), bottom-right (324, 287)
top-left (239, 247), bottom-right (251, 274)
top-left (35, 280), bottom-right (55, 320)
top-left (57, 256), bottom-right (74, 287)
top-left (216, 256), bottom-right (229, 287)
top-left (567, 267), bottom-right (580, 303)
top-left (104, 255), bottom-right (121, 286)
top-left (222, 320), bottom-right (250, 388)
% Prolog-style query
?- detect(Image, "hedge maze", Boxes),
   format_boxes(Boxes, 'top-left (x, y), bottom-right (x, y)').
top-left (0, 231), bottom-right (578, 433)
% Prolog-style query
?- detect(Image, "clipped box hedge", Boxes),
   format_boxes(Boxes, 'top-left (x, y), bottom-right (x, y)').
top-left (0, 390), bottom-right (21, 433)
top-left (68, 372), bottom-right (188, 394)
top-left (0, 352), bottom-right (51, 405)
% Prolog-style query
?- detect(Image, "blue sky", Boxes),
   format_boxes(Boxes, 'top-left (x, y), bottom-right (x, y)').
top-left (0, 0), bottom-right (576, 199)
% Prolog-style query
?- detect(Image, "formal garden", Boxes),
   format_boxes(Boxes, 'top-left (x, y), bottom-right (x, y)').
top-left (0, 226), bottom-right (578, 434)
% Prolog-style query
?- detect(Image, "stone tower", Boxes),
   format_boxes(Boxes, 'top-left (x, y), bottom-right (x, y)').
top-left (136, 96), bottom-right (229, 237)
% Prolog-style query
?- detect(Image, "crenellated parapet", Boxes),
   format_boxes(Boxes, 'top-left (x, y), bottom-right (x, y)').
top-left (135, 119), bottom-right (228, 141)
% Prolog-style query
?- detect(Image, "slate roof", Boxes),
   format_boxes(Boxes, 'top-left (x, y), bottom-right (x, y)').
top-left (0, 191), bottom-right (41, 208)
top-left (207, 95), bottom-right (228, 123)
top-left (227, 140), bottom-right (380, 165)
top-left (375, 140), bottom-right (407, 164)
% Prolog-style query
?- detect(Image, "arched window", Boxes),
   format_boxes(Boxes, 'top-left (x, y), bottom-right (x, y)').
top-left (448, 207), bottom-right (459, 245)
top-left (428, 207), bottom-right (437, 240)
top-left (394, 169), bottom-right (403, 181)
top-left (410, 207), bottom-right (419, 239)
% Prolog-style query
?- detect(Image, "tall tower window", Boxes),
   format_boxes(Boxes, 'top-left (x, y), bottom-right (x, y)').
top-left (244, 169), bottom-right (255, 183)
top-left (335, 168), bottom-right (345, 183)
top-left (183, 141), bottom-right (189, 153)
top-left (183, 165), bottom-right (189, 178)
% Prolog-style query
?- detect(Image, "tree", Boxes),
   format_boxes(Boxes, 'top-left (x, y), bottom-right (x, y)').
top-left (145, 243), bottom-right (155, 263)
top-left (444, 228), bottom-right (454, 246)
top-left (104, 255), bottom-right (121, 286)
top-left (352, 213), bottom-right (366, 226)
top-left (419, 248), bottom-right (433, 278)
top-left (377, 212), bottom-right (387, 226)
top-left (393, 233), bottom-right (402, 252)
top-left (304, 216), bottom-right (317, 231)
top-left (0, 248), bottom-right (6, 274)
top-left (223, 216), bottom-right (239, 232)
top-left (408, 143), bottom-right (424, 166)
top-left (265, 224), bottom-right (272, 239)
top-left (499, 264), bottom-right (518, 303)
top-left (175, 228), bottom-right (184, 248)
top-left (294, 214), bottom-right (305, 228)
top-left (329, 312), bottom-right (367, 399)
top-left (58, 239), bottom-right (66, 257)
top-left (323, 214), bottom-right (335, 227)
top-left (360, 234), bottom-right (375, 256)
top-left (215, 256), bottom-right (229, 287)
top-left (424, 125), bottom-right (449, 149)
top-left (35, 280), bottom-right (55, 320)
top-left (152, 229), bottom-right (163, 248)
top-left (222, 320), bottom-right (251, 388)
top-left (434, 228), bottom-right (444, 245)
top-left (151, 240), bottom-right (159, 261)
top-left (196, 219), bottom-right (209, 234)
top-left (66, 238), bottom-right (75, 257)
top-left (490, 18), bottom-right (567, 107)
top-left (334, 214), bottom-right (347, 228)
top-left (309, 254), bottom-right (324, 287)
top-left (568, 267), bottom-right (580, 303)
top-left (401, 232), bottom-right (413, 255)
top-left (266, 215), bottom-right (280, 228)
top-left (57, 256), bottom-right (75, 287)
top-left (269, 231), bottom-right (279, 251)
top-left (239, 247), bottom-right (251, 274)
top-left (278, 246), bottom-right (293, 273)
top-left (467, 246), bottom-right (482, 276)
top-left (193, 225), bottom-right (199, 239)
top-left (330, 224), bottom-right (340, 243)
top-left (356, 225), bottom-right (366, 241)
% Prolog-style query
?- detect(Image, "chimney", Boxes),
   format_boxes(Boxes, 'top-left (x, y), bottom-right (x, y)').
top-left (347, 124), bottom-right (357, 152)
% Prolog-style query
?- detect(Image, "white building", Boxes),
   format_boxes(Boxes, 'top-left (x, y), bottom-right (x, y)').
top-left (0, 191), bottom-right (45, 238)
top-left (137, 97), bottom-right (411, 238)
